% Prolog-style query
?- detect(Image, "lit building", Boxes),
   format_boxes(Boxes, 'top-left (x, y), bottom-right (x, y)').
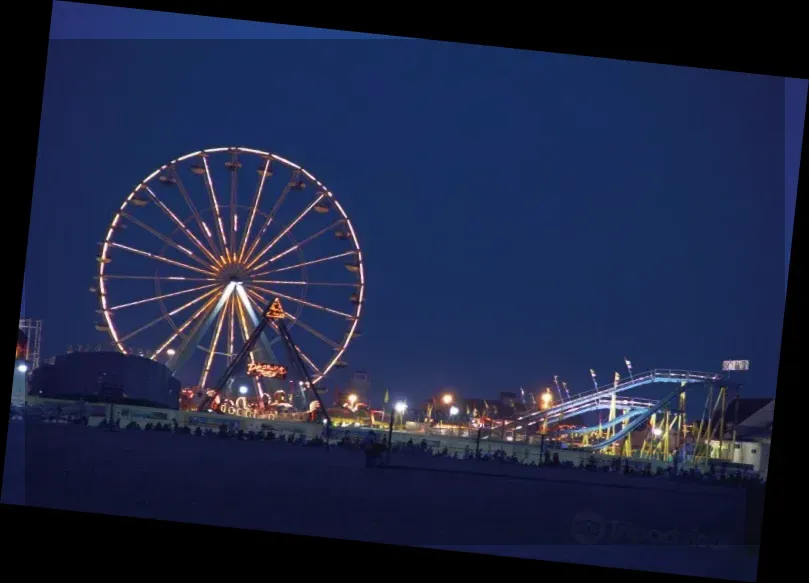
top-left (30, 351), bottom-right (181, 409)
top-left (709, 397), bottom-right (774, 477)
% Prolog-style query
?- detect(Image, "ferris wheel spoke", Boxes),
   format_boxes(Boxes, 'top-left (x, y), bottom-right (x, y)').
top-left (108, 282), bottom-right (219, 311)
top-left (107, 242), bottom-right (217, 277)
top-left (234, 284), bottom-right (283, 365)
top-left (139, 185), bottom-right (221, 267)
top-left (118, 286), bottom-right (220, 344)
top-left (228, 151), bottom-right (239, 256)
top-left (233, 299), bottom-right (264, 396)
top-left (248, 287), bottom-right (340, 350)
top-left (152, 291), bottom-right (222, 359)
top-left (167, 284), bottom-right (236, 373)
top-left (246, 291), bottom-right (322, 376)
top-left (284, 313), bottom-right (342, 350)
top-left (237, 158), bottom-right (273, 263)
top-left (242, 173), bottom-right (301, 265)
top-left (250, 250), bottom-right (358, 278)
top-left (226, 294), bottom-right (235, 363)
top-left (234, 294), bottom-right (258, 365)
top-left (250, 283), bottom-right (356, 320)
top-left (251, 279), bottom-right (359, 288)
top-left (119, 211), bottom-right (216, 271)
top-left (268, 319), bottom-right (322, 376)
top-left (244, 193), bottom-right (326, 271)
top-left (99, 274), bottom-right (217, 282)
top-left (200, 155), bottom-right (231, 260)
top-left (251, 219), bottom-right (345, 271)
top-left (200, 297), bottom-right (230, 388)
top-left (167, 167), bottom-right (223, 265)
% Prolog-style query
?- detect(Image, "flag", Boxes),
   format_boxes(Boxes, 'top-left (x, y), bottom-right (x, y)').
top-left (383, 389), bottom-right (389, 404)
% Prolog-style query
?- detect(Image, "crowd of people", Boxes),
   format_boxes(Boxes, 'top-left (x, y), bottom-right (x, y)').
top-left (11, 403), bottom-right (765, 489)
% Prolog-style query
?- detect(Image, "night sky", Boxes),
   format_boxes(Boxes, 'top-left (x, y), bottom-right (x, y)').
top-left (25, 2), bottom-right (804, 407)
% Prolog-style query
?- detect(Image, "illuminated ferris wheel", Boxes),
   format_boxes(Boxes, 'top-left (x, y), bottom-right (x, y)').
top-left (93, 147), bottom-right (365, 390)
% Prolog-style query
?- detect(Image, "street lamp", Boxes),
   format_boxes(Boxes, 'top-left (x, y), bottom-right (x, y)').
top-left (388, 401), bottom-right (408, 462)
top-left (166, 348), bottom-right (176, 356)
top-left (348, 393), bottom-right (358, 406)
top-left (449, 405), bottom-right (459, 416)
top-left (442, 393), bottom-right (453, 405)
top-left (238, 385), bottom-right (249, 395)
top-left (16, 363), bottom-right (28, 373)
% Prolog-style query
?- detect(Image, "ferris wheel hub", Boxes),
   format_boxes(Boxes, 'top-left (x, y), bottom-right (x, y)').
top-left (217, 261), bottom-right (249, 282)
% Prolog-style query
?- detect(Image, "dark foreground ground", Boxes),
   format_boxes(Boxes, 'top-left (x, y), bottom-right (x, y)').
top-left (3, 421), bottom-right (761, 580)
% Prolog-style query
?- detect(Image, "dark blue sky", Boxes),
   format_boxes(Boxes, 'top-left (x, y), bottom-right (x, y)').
top-left (26, 2), bottom-right (804, 405)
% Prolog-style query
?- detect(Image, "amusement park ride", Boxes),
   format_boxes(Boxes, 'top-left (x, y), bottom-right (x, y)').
top-left (485, 367), bottom-right (747, 466)
top-left (88, 146), bottom-right (753, 467)
top-left (92, 147), bottom-right (365, 415)
top-left (197, 297), bottom-right (331, 425)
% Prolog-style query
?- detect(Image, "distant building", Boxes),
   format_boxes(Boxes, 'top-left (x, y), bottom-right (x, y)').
top-left (709, 397), bottom-right (774, 477)
top-left (29, 351), bottom-right (181, 409)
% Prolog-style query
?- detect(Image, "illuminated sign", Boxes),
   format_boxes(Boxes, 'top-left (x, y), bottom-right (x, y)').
top-left (247, 362), bottom-right (288, 379)
top-left (722, 360), bottom-right (750, 372)
top-left (267, 298), bottom-right (286, 320)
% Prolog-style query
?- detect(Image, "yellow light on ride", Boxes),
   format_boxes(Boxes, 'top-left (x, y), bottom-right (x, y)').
top-left (442, 393), bottom-right (453, 405)
top-left (347, 393), bottom-right (358, 406)
top-left (541, 391), bottom-right (553, 408)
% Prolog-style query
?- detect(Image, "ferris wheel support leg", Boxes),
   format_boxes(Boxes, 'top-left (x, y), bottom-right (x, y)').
top-left (168, 284), bottom-right (235, 374)
top-left (234, 285), bottom-right (282, 366)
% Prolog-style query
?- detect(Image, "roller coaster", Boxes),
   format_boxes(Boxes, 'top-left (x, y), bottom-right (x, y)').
top-left (484, 369), bottom-right (725, 454)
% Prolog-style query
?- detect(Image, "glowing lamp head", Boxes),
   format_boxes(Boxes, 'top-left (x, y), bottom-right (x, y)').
top-left (238, 385), bottom-right (249, 395)
top-left (166, 348), bottom-right (176, 356)
top-left (394, 401), bottom-right (407, 414)
top-left (541, 391), bottom-right (552, 405)
top-left (442, 394), bottom-right (453, 405)
top-left (347, 393), bottom-right (358, 405)
top-left (449, 405), bottom-right (459, 416)
top-left (652, 427), bottom-right (663, 437)
top-left (17, 363), bottom-right (28, 373)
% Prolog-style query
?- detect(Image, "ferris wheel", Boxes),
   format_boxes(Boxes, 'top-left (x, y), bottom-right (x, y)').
top-left (93, 147), bottom-right (365, 391)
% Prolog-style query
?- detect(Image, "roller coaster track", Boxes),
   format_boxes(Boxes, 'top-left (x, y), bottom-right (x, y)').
top-left (486, 369), bottom-right (720, 439)
top-left (552, 407), bottom-right (651, 437)
top-left (581, 388), bottom-right (682, 451)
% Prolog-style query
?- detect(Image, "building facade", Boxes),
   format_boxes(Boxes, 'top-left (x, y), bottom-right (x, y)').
top-left (29, 351), bottom-right (181, 409)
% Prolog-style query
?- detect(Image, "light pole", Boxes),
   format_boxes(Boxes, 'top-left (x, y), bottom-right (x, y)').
top-left (388, 401), bottom-right (407, 464)
top-left (449, 405), bottom-right (459, 436)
